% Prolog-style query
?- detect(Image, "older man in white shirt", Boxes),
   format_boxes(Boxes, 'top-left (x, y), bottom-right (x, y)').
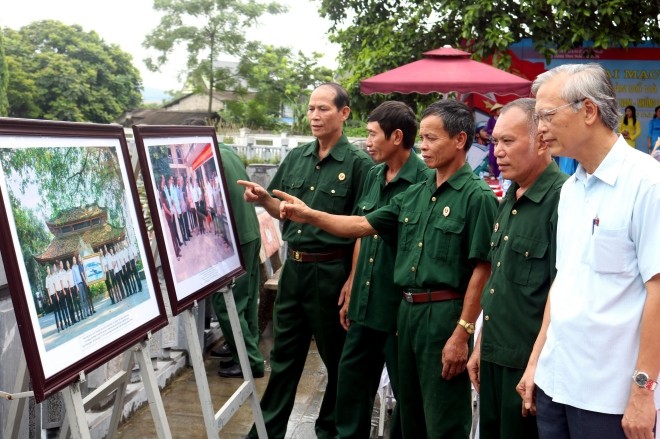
top-left (517, 63), bottom-right (660, 439)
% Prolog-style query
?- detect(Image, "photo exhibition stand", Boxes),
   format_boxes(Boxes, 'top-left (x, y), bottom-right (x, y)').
top-left (182, 285), bottom-right (267, 439)
top-left (1, 255), bottom-right (267, 439)
top-left (1, 336), bottom-right (172, 439)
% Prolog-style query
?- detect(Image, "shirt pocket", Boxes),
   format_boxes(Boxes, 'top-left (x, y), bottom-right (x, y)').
top-left (589, 228), bottom-right (634, 274)
top-left (318, 185), bottom-right (349, 214)
top-left (281, 177), bottom-right (305, 197)
top-left (505, 235), bottom-right (548, 286)
top-left (358, 200), bottom-right (377, 215)
top-left (428, 216), bottom-right (465, 260)
top-left (398, 210), bottom-right (421, 251)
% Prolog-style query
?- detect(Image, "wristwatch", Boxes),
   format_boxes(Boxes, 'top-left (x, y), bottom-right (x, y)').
top-left (632, 370), bottom-right (657, 391)
top-left (457, 319), bottom-right (475, 335)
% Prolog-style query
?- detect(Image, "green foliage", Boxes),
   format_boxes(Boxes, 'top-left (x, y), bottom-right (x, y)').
top-left (225, 42), bottom-right (333, 133)
top-left (319, 0), bottom-right (660, 116)
top-left (0, 31), bottom-right (8, 116)
top-left (2, 21), bottom-right (143, 122)
top-left (343, 125), bottom-right (368, 138)
top-left (143, 0), bottom-right (287, 120)
top-left (89, 281), bottom-right (107, 300)
top-left (9, 194), bottom-right (51, 304)
top-left (0, 147), bottom-right (127, 226)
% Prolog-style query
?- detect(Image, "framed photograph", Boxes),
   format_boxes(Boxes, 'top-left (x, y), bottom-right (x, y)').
top-left (82, 253), bottom-right (105, 285)
top-left (132, 125), bottom-right (244, 315)
top-left (0, 118), bottom-right (168, 402)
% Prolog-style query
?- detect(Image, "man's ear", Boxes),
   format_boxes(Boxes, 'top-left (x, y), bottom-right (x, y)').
top-left (536, 132), bottom-right (547, 155)
top-left (392, 129), bottom-right (404, 146)
top-left (340, 106), bottom-right (351, 122)
top-left (583, 99), bottom-right (599, 126)
top-left (455, 131), bottom-right (468, 150)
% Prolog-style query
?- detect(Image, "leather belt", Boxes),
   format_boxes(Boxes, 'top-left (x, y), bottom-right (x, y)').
top-left (402, 288), bottom-right (462, 304)
top-left (287, 248), bottom-right (351, 263)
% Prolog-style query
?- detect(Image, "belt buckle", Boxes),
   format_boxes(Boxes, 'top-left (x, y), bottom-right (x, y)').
top-left (404, 291), bottom-right (414, 303)
top-left (293, 250), bottom-right (302, 262)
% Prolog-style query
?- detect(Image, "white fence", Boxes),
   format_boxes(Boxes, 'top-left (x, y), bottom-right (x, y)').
top-left (125, 128), bottom-right (366, 164)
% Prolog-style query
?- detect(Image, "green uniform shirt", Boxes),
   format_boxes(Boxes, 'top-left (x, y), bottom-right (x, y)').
top-left (348, 153), bottom-right (433, 333)
top-left (268, 134), bottom-right (373, 251)
top-left (480, 161), bottom-right (567, 369)
top-left (366, 164), bottom-right (497, 291)
top-left (219, 143), bottom-right (260, 245)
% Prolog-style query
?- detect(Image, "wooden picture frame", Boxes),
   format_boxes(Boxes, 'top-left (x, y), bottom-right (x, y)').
top-left (0, 118), bottom-right (168, 402)
top-left (132, 125), bottom-right (245, 315)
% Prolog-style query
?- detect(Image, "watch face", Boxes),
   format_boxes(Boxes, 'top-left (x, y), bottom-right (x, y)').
top-left (634, 372), bottom-right (649, 387)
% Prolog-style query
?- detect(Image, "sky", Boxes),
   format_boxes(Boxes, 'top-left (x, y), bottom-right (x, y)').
top-left (0, 0), bottom-right (341, 99)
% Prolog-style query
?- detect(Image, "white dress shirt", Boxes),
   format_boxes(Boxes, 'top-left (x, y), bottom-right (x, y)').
top-left (535, 136), bottom-right (660, 413)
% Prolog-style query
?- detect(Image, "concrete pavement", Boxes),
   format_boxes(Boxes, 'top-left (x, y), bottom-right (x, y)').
top-left (116, 325), bottom-right (392, 438)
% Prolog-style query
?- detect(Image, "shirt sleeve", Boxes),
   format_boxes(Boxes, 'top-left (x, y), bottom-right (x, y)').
top-left (365, 191), bottom-right (404, 245)
top-left (632, 181), bottom-right (660, 282)
top-left (466, 188), bottom-right (498, 262)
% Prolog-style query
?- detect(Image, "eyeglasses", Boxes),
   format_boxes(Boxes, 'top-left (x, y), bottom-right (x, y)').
top-left (533, 100), bottom-right (581, 125)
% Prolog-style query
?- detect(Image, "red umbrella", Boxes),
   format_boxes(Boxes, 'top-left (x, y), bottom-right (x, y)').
top-left (360, 45), bottom-right (532, 97)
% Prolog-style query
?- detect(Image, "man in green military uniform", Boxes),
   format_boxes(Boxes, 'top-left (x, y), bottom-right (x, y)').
top-left (240, 83), bottom-right (373, 439)
top-left (466, 99), bottom-right (567, 438)
top-left (275, 100), bottom-right (498, 438)
top-left (212, 143), bottom-right (266, 379)
top-left (334, 101), bottom-right (432, 439)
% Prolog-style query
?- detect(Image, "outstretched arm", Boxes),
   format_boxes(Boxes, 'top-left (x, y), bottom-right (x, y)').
top-left (273, 189), bottom-right (376, 238)
top-left (237, 180), bottom-right (285, 220)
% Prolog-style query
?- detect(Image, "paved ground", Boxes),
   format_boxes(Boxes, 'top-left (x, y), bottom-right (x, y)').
top-left (116, 326), bottom-right (392, 438)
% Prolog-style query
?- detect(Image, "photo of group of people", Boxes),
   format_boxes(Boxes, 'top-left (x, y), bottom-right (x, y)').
top-left (141, 135), bottom-right (242, 305)
top-left (0, 124), bottom-right (165, 395)
top-left (37, 236), bottom-right (149, 352)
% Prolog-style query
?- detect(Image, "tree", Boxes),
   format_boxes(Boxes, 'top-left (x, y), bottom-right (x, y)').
top-left (0, 31), bottom-right (8, 116)
top-left (9, 194), bottom-right (52, 311)
top-left (319, 0), bottom-right (660, 116)
top-left (2, 21), bottom-right (143, 122)
top-left (220, 43), bottom-right (333, 132)
top-left (143, 0), bottom-right (287, 121)
top-left (1, 147), bottom-right (127, 226)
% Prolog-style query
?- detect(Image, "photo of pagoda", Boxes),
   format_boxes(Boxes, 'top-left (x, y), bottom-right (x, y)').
top-left (0, 145), bottom-right (151, 351)
top-left (34, 204), bottom-right (125, 267)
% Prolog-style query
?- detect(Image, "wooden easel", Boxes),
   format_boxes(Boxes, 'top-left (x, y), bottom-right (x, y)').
top-left (181, 283), bottom-right (267, 438)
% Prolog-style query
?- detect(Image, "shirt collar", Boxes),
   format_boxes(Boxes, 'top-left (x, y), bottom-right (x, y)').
top-left (301, 134), bottom-right (351, 161)
top-left (424, 163), bottom-right (473, 192)
top-left (377, 151), bottom-right (426, 185)
top-left (574, 135), bottom-right (627, 187)
top-left (505, 161), bottom-right (563, 204)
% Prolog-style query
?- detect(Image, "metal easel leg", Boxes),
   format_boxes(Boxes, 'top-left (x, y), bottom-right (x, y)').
top-left (2, 351), bottom-right (29, 439)
top-left (182, 304), bottom-right (220, 439)
top-left (222, 285), bottom-right (267, 439)
top-left (134, 340), bottom-right (173, 439)
top-left (105, 349), bottom-right (137, 439)
top-left (60, 381), bottom-right (91, 439)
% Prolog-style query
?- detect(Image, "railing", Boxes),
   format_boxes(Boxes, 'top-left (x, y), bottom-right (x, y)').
top-left (124, 128), bottom-right (367, 165)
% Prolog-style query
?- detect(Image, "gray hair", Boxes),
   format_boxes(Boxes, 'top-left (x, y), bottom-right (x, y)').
top-left (531, 63), bottom-right (618, 130)
top-left (500, 98), bottom-right (537, 138)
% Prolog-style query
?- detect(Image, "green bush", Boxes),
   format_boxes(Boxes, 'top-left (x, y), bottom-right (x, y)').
top-left (89, 282), bottom-right (107, 300)
top-left (344, 125), bottom-right (368, 137)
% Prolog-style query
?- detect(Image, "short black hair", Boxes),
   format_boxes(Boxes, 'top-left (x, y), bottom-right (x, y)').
top-left (367, 101), bottom-right (418, 149)
top-left (421, 100), bottom-right (474, 152)
top-left (317, 82), bottom-right (350, 110)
